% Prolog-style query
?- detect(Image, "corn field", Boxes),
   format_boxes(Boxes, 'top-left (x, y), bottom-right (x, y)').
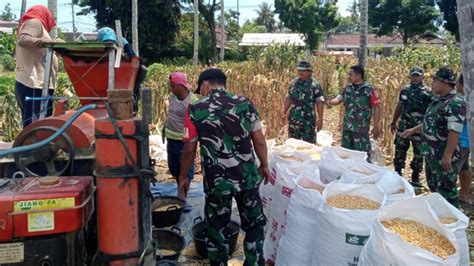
top-left (0, 43), bottom-right (461, 159)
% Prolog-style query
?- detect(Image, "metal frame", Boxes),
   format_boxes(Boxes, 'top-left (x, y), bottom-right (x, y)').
top-left (39, 48), bottom-right (54, 119)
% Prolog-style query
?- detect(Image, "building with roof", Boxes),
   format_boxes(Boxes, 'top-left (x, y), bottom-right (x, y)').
top-left (323, 33), bottom-right (446, 57)
top-left (0, 20), bottom-right (18, 34)
top-left (239, 33), bottom-right (306, 47)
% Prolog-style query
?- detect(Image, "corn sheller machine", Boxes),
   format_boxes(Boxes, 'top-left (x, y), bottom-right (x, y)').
top-left (0, 42), bottom-right (156, 265)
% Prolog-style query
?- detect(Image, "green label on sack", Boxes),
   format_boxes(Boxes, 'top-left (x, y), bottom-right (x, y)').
top-left (345, 233), bottom-right (369, 246)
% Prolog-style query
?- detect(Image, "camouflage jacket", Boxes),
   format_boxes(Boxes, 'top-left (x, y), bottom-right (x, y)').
top-left (421, 90), bottom-right (467, 160)
top-left (337, 82), bottom-right (380, 133)
top-left (185, 88), bottom-right (263, 192)
top-left (288, 77), bottom-right (324, 125)
top-left (398, 83), bottom-right (434, 130)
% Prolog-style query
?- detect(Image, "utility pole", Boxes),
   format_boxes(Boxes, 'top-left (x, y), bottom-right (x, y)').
top-left (71, 1), bottom-right (76, 39)
top-left (220, 0), bottom-right (225, 61)
top-left (237, 0), bottom-right (240, 27)
top-left (132, 0), bottom-right (139, 56)
top-left (48, 0), bottom-right (58, 38)
top-left (358, 0), bottom-right (368, 67)
top-left (193, 0), bottom-right (199, 66)
top-left (20, 0), bottom-right (27, 18)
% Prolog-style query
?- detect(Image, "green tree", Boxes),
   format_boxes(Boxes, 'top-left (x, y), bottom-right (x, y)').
top-left (255, 2), bottom-right (276, 32)
top-left (436, 0), bottom-right (459, 41)
top-left (175, 12), bottom-right (215, 62)
top-left (217, 9), bottom-right (240, 41)
top-left (347, 0), bottom-right (359, 23)
top-left (275, 0), bottom-right (339, 51)
top-left (335, 16), bottom-right (359, 33)
top-left (74, 0), bottom-right (181, 63)
top-left (241, 20), bottom-right (267, 34)
top-left (1, 3), bottom-right (16, 21)
top-left (181, 0), bottom-right (221, 61)
top-left (368, 0), bottom-right (440, 45)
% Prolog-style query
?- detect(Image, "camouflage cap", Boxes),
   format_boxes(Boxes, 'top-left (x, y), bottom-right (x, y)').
top-left (409, 67), bottom-right (424, 76)
top-left (297, 60), bottom-right (312, 71)
top-left (433, 67), bottom-right (456, 84)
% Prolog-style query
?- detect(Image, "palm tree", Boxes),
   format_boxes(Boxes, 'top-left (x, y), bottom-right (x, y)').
top-left (255, 2), bottom-right (276, 32)
top-left (359, 0), bottom-right (368, 67)
top-left (346, 0), bottom-right (359, 23)
top-left (456, 0), bottom-right (474, 157)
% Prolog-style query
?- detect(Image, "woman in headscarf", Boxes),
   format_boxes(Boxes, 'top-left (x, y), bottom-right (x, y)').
top-left (15, 5), bottom-right (59, 127)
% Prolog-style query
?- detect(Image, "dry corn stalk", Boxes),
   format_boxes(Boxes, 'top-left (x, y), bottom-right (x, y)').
top-left (381, 219), bottom-right (455, 259)
top-left (326, 195), bottom-right (381, 210)
top-left (439, 217), bottom-right (457, 224)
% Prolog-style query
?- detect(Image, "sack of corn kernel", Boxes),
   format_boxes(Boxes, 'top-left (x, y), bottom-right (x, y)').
top-left (319, 147), bottom-right (367, 184)
top-left (284, 138), bottom-right (322, 160)
top-left (322, 146), bottom-right (368, 161)
top-left (312, 183), bottom-right (386, 266)
top-left (340, 160), bottom-right (389, 182)
top-left (423, 194), bottom-right (469, 265)
top-left (339, 163), bottom-right (415, 204)
top-left (275, 176), bottom-right (325, 266)
top-left (260, 149), bottom-right (311, 220)
top-left (359, 197), bottom-right (460, 265)
top-left (263, 162), bottom-right (320, 264)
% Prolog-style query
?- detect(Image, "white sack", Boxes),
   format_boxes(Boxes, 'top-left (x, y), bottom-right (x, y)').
top-left (359, 196), bottom-right (460, 266)
top-left (312, 183), bottom-right (386, 266)
top-left (275, 176), bottom-right (324, 266)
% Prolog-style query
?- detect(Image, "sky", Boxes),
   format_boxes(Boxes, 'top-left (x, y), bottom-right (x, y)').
top-left (4, 0), bottom-right (351, 33)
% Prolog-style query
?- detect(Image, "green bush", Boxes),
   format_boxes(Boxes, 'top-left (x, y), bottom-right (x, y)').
top-left (0, 54), bottom-right (15, 72)
top-left (0, 75), bottom-right (14, 96)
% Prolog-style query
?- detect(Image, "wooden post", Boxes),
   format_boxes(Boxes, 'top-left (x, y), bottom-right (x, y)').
top-left (220, 0), bottom-right (225, 61)
top-left (20, 0), bottom-right (27, 18)
top-left (193, 0), bottom-right (199, 66)
top-left (132, 0), bottom-right (139, 56)
top-left (71, 1), bottom-right (76, 39)
top-left (47, 0), bottom-right (57, 39)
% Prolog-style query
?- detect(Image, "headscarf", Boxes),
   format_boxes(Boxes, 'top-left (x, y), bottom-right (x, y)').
top-left (19, 5), bottom-right (56, 33)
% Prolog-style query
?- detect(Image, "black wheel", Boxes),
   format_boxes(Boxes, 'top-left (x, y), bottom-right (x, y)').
top-left (14, 126), bottom-right (75, 177)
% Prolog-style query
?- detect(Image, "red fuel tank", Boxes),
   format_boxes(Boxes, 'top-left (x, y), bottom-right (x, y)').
top-left (0, 176), bottom-right (94, 241)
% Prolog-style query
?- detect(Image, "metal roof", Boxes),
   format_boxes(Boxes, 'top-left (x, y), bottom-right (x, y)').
top-left (239, 33), bottom-right (306, 47)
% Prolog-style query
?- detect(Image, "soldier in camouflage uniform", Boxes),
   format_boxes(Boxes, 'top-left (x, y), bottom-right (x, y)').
top-left (390, 67), bottom-right (434, 183)
top-left (401, 67), bottom-right (466, 207)
top-left (281, 61), bottom-right (325, 144)
top-left (178, 69), bottom-right (269, 265)
top-left (329, 65), bottom-right (381, 152)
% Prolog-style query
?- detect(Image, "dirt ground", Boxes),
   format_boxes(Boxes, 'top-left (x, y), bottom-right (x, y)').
top-left (154, 105), bottom-right (474, 264)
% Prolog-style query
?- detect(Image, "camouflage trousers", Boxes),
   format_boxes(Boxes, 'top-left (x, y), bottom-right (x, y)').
top-left (425, 158), bottom-right (459, 208)
top-left (393, 133), bottom-right (423, 176)
top-left (341, 130), bottom-right (371, 152)
top-left (205, 187), bottom-right (266, 266)
top-left (288, 120), bottom-right (316, 144)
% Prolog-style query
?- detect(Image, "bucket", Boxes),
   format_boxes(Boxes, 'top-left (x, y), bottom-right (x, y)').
top-left (152, 193), bottom-right (184, 228)
top-left (191, 217), bottom-right (240, 258)
top-left (153, 227), bottom-right (185, 262)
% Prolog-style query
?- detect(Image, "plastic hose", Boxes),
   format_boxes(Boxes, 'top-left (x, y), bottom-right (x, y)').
top-left (0, 104), bottom-right (98, 158)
